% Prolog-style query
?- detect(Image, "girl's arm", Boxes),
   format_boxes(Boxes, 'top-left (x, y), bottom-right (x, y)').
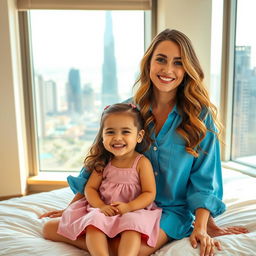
top-left (84, 170), bottom-right (105, 208)
top-left (85, 170), bottom-right (118, 216)
top-left (112, 156), bottom-right (156, 214)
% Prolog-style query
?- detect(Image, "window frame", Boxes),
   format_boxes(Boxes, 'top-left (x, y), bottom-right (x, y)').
top-left (19, 3), bottom-right (156, 177)
top-left (221, 0), bottom-right (256, 177)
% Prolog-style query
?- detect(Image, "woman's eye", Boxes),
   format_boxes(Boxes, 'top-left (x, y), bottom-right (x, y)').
top-left (174, 61), bottom-right (183, 66)
top-left (156, 57), bottom-right (166, 63)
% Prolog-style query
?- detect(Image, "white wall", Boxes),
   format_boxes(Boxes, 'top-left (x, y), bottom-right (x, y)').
top-left (0, 0), bottom-right (28, 197)
top-left (157, 0), bottom-right (212, 89)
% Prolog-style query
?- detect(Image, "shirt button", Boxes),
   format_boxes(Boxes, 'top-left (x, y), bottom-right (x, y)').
top-left (154, 171), bottom-right (158, 176)
top-left (153, 146), bottom-right (157, 151)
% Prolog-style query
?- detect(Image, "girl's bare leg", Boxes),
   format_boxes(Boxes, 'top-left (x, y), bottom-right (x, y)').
top-left (109, 229), bottom-right (169, 256)
top-left (118, 231), bottom-right (141, 256)
top-left (86, 226), bottom-right (109, 256)
top-left (42, 219), bottom-right (87, 250)
top-left (43, 219), bottom-right (169, 256)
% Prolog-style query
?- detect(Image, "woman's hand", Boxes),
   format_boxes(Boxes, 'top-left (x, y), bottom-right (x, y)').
top-left (100, 204), bottom-right (119, 216)
top-left (190, 228), bottom-right (221, 256)
top-left (39, 209), bottom-right (64, 219)
top-left (111, 202), bottom-right (131, 215)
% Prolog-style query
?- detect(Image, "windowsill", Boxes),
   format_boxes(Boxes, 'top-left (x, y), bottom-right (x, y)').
top-left (222, 161), bottom-right (256, 178)
top-left (27, 163), bottom-right (255, 194)
top-left (27, 171), bottom-right (79, 194)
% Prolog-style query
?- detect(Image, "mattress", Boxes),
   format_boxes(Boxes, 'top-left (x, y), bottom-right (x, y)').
top-left (0, 168), bottom-right (255, 256)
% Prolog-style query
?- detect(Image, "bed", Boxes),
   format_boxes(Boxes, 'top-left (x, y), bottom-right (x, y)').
top-left (0, 167), bottom-right (255, 256)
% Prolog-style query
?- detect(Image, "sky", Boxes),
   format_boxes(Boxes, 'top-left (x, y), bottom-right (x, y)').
top-left (30, 10), bottom-right (145, 100)
top-left (236, 0), bottom-right (256, 68)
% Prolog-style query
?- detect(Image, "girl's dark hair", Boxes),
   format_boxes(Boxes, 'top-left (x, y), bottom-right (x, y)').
top-left (84, 103), bottom-right (151, 172)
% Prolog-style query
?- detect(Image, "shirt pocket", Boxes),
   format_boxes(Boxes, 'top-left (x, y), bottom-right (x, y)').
top-left (170, 143), bottom-right (194, 172)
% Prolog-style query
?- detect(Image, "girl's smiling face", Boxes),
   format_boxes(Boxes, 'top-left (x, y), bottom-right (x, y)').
top-left (102, 113), bottom-right (144, 159)
top-left (150, 40), bottom-right (186, 95)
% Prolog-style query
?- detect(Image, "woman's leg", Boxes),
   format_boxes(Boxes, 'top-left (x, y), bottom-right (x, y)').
top-left (86, 226), bottom-right (109, 256)
top-left (42, 218), bottom-right (87, 250)
top-left (118, 231), bottom-right (141, 256)
top-left (138, 229), bottom-right (169, 256)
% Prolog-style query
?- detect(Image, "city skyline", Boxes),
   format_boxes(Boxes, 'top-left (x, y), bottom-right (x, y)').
top-left (232, 45), bottom-right (256, 163)
top-left (31, 10), bottom-right (144, 171)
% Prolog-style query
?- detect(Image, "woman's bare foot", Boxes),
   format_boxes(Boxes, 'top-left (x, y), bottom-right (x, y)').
top-left (207, 217), bottom-right (249, 237)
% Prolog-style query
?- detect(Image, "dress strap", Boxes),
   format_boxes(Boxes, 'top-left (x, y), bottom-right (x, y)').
top-left (132, 154), bottom-right (144, 169)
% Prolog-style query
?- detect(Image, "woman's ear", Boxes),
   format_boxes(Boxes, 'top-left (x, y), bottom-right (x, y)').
top-left (137, 129), bottom-right (145, 143)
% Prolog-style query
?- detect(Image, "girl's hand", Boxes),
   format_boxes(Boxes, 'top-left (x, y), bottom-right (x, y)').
top-left (39, 209), bottom-right (64, 219)
top-left (111, 202), bottom-right (131, 215)
top-left (100, 204), bottom-right (119, 216)
top-left (190, 228), bottom-right (221, 256)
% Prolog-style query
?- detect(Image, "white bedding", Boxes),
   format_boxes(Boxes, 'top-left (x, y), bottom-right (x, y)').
top-left (0, 168), bottom-right (255, 256)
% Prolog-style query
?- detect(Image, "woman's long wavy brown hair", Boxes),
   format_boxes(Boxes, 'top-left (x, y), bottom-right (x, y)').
top-left (133, 29), bottom-right (222, 157)
top-left (84, 103), bottom-right (151, 172)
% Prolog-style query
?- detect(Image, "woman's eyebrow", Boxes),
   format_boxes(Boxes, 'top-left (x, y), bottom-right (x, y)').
top-left (156, 54), bottom-right (181, 60)
top-left (156, 53), bottom-right (167, 58)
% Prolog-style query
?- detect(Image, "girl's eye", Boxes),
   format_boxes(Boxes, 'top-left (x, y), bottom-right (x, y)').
top-left (174, 61), bottom-right (183, 66)
top-left (123, 130), bottom-right (131, 134)
top-left (105, 131), bottom-right (114, 135)
top-left (156, 57), bottom-right (166, 63)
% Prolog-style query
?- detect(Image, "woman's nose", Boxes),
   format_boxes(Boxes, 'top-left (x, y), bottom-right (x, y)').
top-left (163, 62), bottom-right (174, 74)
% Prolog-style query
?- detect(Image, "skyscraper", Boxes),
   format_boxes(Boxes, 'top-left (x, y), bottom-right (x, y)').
top-left (233, 46), bottom-right (256, 158)
top-left (67, 68), bottom-right (82, 114)
top-left (101, 11), bottom-right (119, 107)
top-left (44, 80), bottom-right (57, 115)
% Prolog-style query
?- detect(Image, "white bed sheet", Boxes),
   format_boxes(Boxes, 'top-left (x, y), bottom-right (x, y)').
top-left (0, 168), bottom-right (255, 256)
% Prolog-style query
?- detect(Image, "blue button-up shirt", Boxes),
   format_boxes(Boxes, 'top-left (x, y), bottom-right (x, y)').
top-left (67, 104), bottom-right (226, 239)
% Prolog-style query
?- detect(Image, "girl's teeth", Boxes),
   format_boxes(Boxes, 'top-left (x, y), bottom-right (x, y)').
top-left (113, 145), bottom-right (124, 148)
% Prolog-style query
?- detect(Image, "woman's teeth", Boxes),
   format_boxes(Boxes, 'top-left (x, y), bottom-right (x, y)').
top-left (159, 76), bottom-right (174, 82)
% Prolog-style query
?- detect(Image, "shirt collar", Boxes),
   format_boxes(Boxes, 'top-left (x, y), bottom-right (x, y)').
top-left (149, 104), bottom-right (180, 115)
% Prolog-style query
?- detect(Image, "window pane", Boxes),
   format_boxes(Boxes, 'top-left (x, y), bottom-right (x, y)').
top-left (232, 0), bottom-right (256, 168)
top-left (29, 10), bottom-right (145, 171)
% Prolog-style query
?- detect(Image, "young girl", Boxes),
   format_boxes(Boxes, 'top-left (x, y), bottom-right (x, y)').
top-left (56, 103), bottom-right (162, 256)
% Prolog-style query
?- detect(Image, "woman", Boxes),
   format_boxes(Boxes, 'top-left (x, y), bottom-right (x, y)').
top-left (41, 29), bottom-right (248, 256)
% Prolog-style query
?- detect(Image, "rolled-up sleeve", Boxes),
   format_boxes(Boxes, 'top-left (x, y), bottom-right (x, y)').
top-left (67, 167), bottom-right (91, 195)
top-left (186, 114), bottom-right (226, 217)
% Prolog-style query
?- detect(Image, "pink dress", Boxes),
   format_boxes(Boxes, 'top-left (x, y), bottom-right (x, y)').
top-left (57, 154), bottom-right (162, 247)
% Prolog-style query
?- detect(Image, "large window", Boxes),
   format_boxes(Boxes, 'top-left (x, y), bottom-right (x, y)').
top-left (231, 0), bottom-right (256, 168)
top-left (28, 10), bottom-right (146, 172)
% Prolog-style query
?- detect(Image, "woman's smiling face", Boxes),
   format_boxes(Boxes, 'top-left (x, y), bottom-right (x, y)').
top-left (149, 40), bottom-right (185, 94)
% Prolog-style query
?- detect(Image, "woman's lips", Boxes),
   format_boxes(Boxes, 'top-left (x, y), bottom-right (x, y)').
top-left (158, 75), bottom-right (175, 83)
